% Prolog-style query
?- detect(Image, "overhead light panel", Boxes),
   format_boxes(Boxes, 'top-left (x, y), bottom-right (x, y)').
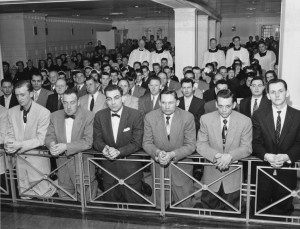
top-left (109, 12), bottom-right (124, 15)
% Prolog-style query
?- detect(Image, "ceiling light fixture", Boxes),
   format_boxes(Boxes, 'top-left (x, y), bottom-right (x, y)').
top-left (134, 5), bottom-right (139, 8)
top-left (109, 12), bottom-right (124, 15)
top-left (246, 7), bottom-right (256, 10)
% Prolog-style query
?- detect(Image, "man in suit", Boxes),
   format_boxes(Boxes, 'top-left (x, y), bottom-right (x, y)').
top-left (99, 72), bottom-right (110, 94)
top-left (141, 66), bottom-right (151, 89)
top-left (129, 72), bottom-right (146, 98)
top-left (143, 90), bottom-right (196, 207)
top-left (0, 78), bottom-right (18, 109)
top-left (203, 73), bottom-right (224, 102)
top-left (176, 70), bottom-right (204, 99)
top-left (5, 80), bottom-right (56, 198)
top-left (253, 79), bottom-right (300, 215)
top-left (93, 85), bottom-right (145, 203)
top-left (118, 78), bottom-right (139, 110)
top-left (24, 59), bottom-right (38, 80)
top-left (46, 79), bottom-right (68, 113)
top-left (239, 76), bottom-right (271, 118)
top-left (204, 79), bottom-right (229, 114)
top-left (164, 66), bottom-right (181, 91)
top-left (178, 78), bottom-right (205, 134)
top-left (31, 73), bottom-right (53, 107)
top-left (196, 89), bottom-right (252, 210)
top-left (138, 76), bottom-right (161, 118)
top-left (43, 70), bottom-right (58, 92)
top-left (108, 70), bottom-right (119, 86)
top-left (73, 71), bottom-right (87, 98)
top-left (45, 88), bottom-right (95, 200)
top-left (236, 72), bottom-right (254, 99)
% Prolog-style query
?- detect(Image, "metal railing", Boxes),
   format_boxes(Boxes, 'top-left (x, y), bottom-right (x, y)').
top-left (1, 146), bottom-right (299, 226)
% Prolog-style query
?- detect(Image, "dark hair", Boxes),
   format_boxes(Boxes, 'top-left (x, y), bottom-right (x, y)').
top-left (267, 79), bottom-right (287, 93)
top-left (14, 80), bottom-right (33, 92)
top-left (210, 38), bottom-right (217, 42)
top-left (161, 58), bottom-right (168, 62)
top-left (192, 66), bottom-right (200, 71)
top-left (2, 61), bottom-right (9, 67)
top-left (216, 89), bottom-right (235, 103)
top-left (265, 70), bottom-right (278, 81)
top-left (86, 76), bottom-right (98, 83)
top-left (180, 78), bottom-right (195, 87)
top-left (1, 78), bottom-right (13, 86)
top-left (159, 89), bottom-right (178, 101)
top-left (31, 73), bottom-right (43, 80)
top-left (118, 78), bottom-right (130, 86)
top-left (102, 64), bottom-right (111, 71)
top-left (246, 72), bottom-right (256, 79)
top-left (205, 63), bottom-right (215, 72)
top-left (16, 61), bottom-right (24, 66)
top-left (258, 41), bottom-right (266, 46)
top-left (141, 65), bottom-right (149, 71)
top-left (163, 66), bottom-right (170, 71)
top-left (104, 84), bottom-right (123, 96)
top-left (232, 36), bottom-right (240, 41)
top-left (133, 61), bottom-right (141, 67)
top-left (101, 72), bottom-right (110, 78)
top-left (215, 79), bottom-right (228, 87)
top-left (122, 56), bottom-right (129, 60)
top-left (158, 71), bottom-right (167, 78)
top-left (184, 70), bottom-right (195, 79)
top-left (250, 76), bottom-right (264, 85)
top-left (149, 76), bottom-right (161, 85)
top-left (218, 66), bottom-right (227, 72)
top-left (110, 69), bottom-right (119, 75)
top-left (152, 63), bottom-right (160, 68)
top-left (135, 69), bottom-right (143, 75)
top-left (64, 88), bottom-right (78, 99)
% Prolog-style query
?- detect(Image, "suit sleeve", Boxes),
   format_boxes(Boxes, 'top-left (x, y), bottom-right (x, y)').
top-left (142, 114), bottom-right (159, 159)
top-left (172, 115), bottom-right (196, 162)
top-left (252, 112), bottom-right (268, 160)
top-left (118, 111), bottom-right (143, 157)
top-left (195, 102), bottom-right (205, 133)
top-left (66, 112), bottom-right (94, 156)
top-left (45, 113), bottom-right (58, 149)
top-left (0, 109), bottom-right (8, 143)
top-left (93, 112), bottom-right (106, 153)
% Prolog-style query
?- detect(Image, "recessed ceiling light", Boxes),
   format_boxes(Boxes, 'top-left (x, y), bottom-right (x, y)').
top-left (134, 16), bottom-right (142, 19)
top-left (109, 12), bottom-right (124, 15)
top-left (246, 7), bottom-right (256, 11)
top-left (102, 17), bottom-right (109, 20)
top-left (134, 5), bottom-right (139, 8)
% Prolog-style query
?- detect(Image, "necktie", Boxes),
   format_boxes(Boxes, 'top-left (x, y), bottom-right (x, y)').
top-left (275, 111), bottom-right (281, 144)
top-left (166, 116), bottom-right (171, 140)
top-left (128, 89), bottom-right (132, 95)
top-left (112, 113), bottom-right (120, 118)
top-left (58, 95), bottom-right (62, 110)
top-left (65, 114), bottom-right (75, 119)
top-left (23, 109), bottom-right (28, 123)
top-left (222, 119), bottom-right (228, 148)
top-left (34, 91), bottom-right (38, 102)
top-left (152, 96), bottom-right (155, 109)
top-left (90, 95), bottom-right (94, 111)
top-left (252, 99), bottom-right (258, 116)
top-left (77, 85), bottom-right (81, 92)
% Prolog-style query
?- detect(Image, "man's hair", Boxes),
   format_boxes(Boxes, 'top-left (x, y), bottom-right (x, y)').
top-left (2, 61), bottom-right (9, 67)
top-left (149, 76), bottom-right (161, 85)
top-left (163, 66), bottom-right (171, 71)
top-left (161, 58), bottom-right (168, 62)
top-left (122, 56), bottom-right (129, 60)
top-left (267, 79), bottom-right (287, 93)
top-left (135, 69), bottom-right (143, 75)
top-left (250, 76), bottom-right (264, 85)
top-left (118, 78), bottom-right (130, 86)
top-left (218, 66), bottom-right (227, 72)
top-left (184, 70), bottom-right (195, 79)
top-left (64, 88), bottom-right (78, 99)
top-left (133, 61), bottom-right (141, 66)
top-left (249, 36), bottom-right (253, 39)
top-left (102, 64), bottom-right (111, 71)
top-left (110, 69), bottom-right (119, 75)
top-left (232, 36), bottom-right (240, 41)
top-left (104, 84), bottom-right (123, 96)
top-left (141, 65), bottom-right (149, 71)
top-left (216, 89), bottom-right (235, 103)
top-left (86, 76), bottom-right (98, 84)
top-left (56, 78), bottom-right (67, 86)
top-left (258, 41), bottom-right (266, 46)
top-left (152, 63), bottom-right (160, 68)
top-left (246, 72), bottom-right (256, 79)
top-left (216, 79), bottom-right (229, 87)
top-left (205, 63), bottom-right (215, 71)
top-left (158, 71), bottom-right (167, 78)
top-left (31, 73), bottom-right (43, 80)
top-left (210, 38), bottom-right (217, 42)
top-left (159, 89), bottom-right (178, 101)
top-left (180, 78), bottom-right (195, 87)
top-left (1, 78), bottom-right (13, 86)
top-left (16, 61), bottom-right (24, 66)
top-left (265, 70), bottom-right (278, 80)
top-left (14, 80), bottom-right (33, 92)
top-left (101, 72), bottom-right (110, 78)
top-left (192, 66), bottom-right (200, 71)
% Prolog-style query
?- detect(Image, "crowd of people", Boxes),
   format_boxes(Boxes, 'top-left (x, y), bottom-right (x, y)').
top-left (0, 34), bottom-right (299, 216)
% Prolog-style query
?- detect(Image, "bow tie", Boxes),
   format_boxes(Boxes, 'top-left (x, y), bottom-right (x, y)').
top-left (259, 51), bottom-right (267, 57)
top-left (65, 115), bottom-right (75, 119)
top-left (111, 113), bottom-right (120, 118)
top-left (139, 49), bottom-right (144, 51)
top-left (156, 49), bottom-right (164, 54)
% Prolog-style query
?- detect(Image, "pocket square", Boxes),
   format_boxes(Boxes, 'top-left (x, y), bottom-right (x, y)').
top-left (123, 127), bottom-right (130, 132)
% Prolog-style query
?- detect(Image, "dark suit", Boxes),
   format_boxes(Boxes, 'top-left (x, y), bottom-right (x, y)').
top-left (131, 85), bottom-right (146, 98)
top-left (203, 88), bottom-right (216, 102)
top-left (35, 88), bottom-right (53, 108)
top-left (253, 106), bottom-right (300, 215)
top-left (0, 94), bottom-right (19, 108)
top-left (43, 84), bottom-right (57, 93)
top-left (93, 106), bottom-right (144, 203)
top-left (239, 96), bottom-right (271, 118)
top-left (138, 93), bottom-right (160, 118)
top-left (74, 84), bottom-right (87, 98)
top-left (236, 84), bottom-right (252, 98)
top-left (141, 77), bottom-right (151, 90)
top-left (178, 96), bottom-right (205, 134)
top-left (46, 94), bottom-right (64, 113)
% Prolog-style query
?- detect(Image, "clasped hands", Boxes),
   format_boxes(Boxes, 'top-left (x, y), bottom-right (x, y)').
top-left (155, 150), bottom-right (175, 166)
top-left (49, 143), bottom-right (67, 156)
top-left (264, 153), bottom-right (290, 169)
top-left (214, 153), bottom-right (232, 171)
top-left (102, 145), bottom-right (120, 160)
top-left (4, 140), bottom-right (21, 154)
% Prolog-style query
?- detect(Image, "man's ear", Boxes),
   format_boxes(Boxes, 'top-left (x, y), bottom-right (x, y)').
top-left (232, 101), bottom-right (237, 109)
top-left (267, 93), bottom-right (270, 100)
top-left (176, 100), bottom-right (180, 107)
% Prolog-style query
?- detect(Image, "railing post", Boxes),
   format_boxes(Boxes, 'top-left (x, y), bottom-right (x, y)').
top-left (246, 159), bottom-right (252, 223)
top-left (160, 165), bottom-right (165, 217)
top-left (7, 154), bottom-right (17, 203)
top-left (78, 152), bottom-right (85, 213)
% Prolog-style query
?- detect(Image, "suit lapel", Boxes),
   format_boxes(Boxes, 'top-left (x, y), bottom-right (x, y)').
top-left (224, 112), bottom-right (237, 152)
top-left (169, 109), bottom-right (181, 144)
top-left (265, 109), bottom-right (276, 144)
top-left (212, 112), bottom-right (223, 151)
top-left (57, 112), bottom-right (67, 143)
top-left (278, 106), bottom-right (293, 145)
top-left (116, 107), bottom-right (128, 145)
top-left (245, 98), bottom-right (251, 117)
top-left (158, 111), bottom-right (169, 148)
top-left (188, 97), bottom-right (197, 113)
top-left (15, 106), bottom-right (25, 140)
top-left (71, 110), bottom-right (83, 142)
top-left (104, 109), bottom-right (115, 146)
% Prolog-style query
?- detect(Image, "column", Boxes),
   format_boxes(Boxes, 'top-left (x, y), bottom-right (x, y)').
top-left (174, 8), bottom-right (197, 80)
top-left (216, 21), bottom-right (221, 44)
top-left (209, 19), bottom-right (217, 41)
top-left (197, 15), bottom-right (209, 68)
top-left (279, 0), bottom-right (300, 109)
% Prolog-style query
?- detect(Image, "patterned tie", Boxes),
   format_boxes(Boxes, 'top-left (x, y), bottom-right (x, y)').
top-left (275, 111), bottom-right (281, 144)
top-left (34, 91), bottom-right (38, 102)
top-left (252, 99), bottom-right (258, 116)
top-left (222, 119), bottom-right (228, 149)
top-left (90, 95), bottom-right (94, 111)
top-left (58, 95), bottom-right (62, 110)
top-left (166, 116), bottom-right (171, 141)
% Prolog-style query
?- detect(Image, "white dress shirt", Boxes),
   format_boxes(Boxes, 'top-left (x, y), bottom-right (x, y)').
top-left (272, 104), bottom-right (287, 134)
top-left (164, 113), bottom-right (174, 136)
top-left (250, 96), bottom-right (263, 116)
top-left (220, 115), bottom-right (231, 132)
top-left (111, 107), bottom-right (123, 143)
top-left (33, 89), bottom-right (41, 102)
top-left (184, 96), bottom-right (193, 111)
top-left (65, 118), bottom-right (74, 143)
top-left (4, 94), bottom-right (12, 109)
top-left (88, 91), bottom-right (99, 110)
top-left (151, 94), bottom-right (159, 109)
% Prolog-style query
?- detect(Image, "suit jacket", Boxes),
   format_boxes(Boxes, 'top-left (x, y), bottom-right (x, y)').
top-left (43, 84), bottom-right (56, 93)
top-left (252, 106), bottom-right (300, 189)
top-left (7, 102), bottom-right (50, 154)
top-left (168, 80), bottom-right (181, 91)
top-left (0, 94), bottom-right (19, 108)
top-left (0, 105), bottom-right (8, 144)
top-left (46, 93), bottom-right (64, 113)
top-left (143, 108), bottom-right (196, 186)
top-left (74, 84), bottom-right (87, 98)
top-left (45, 109), bottom-right (94, 156)
top-left (141, 77), bottom-right (151, 89)
top-left (123, 94), bottom-right (139, 110)
top-left (239, 96), bottom-right (271, 118)
top-left (176, 88), bottom-right (203, 99)
top-left (35, 88), bottom-right (53, 108)
top-left (131, 85), bottom-right (146, 98)
top-left (197, 110), bottom-right (252, 193)
top-left (236, 84), bottom-right (252, 98)
top-left (178, 96), bottom-right (205, 134)
top-left (79, 93), bottom-right (107, 113)
top-left (93, 106), bottom-right (144, 184)
top-left (108, 80), bottom-right (119, 86)
top-left (203, 88), bottom-right (216, 102)
top-left (138, 93), bottom-right (160, 117)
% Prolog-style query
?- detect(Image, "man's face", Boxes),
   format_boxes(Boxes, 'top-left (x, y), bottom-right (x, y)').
top-left (133, 63), bottom-right (141, 70)
top-left (48, 72), bottom-right (58, 85)
top-left (250, 79), bottom-right (265, 97)
top-left (148, 79), bottom-right (161, 96)
top-left (219, 69), bottom-right (227, 79)
top-left (193, 69), bottom-right (201, 80)
top-left (84, 68), bottom-right (91, 77)
top-left (265, 73), bottom-right (274, 82)
top-left (93, 63), bottom-right (101, 71)
top-left (142, 69), bottom-right (149, 78)
top-left (103, 66), bottom-right (110, 73)
top-left (55, 79), bottom-right (68, 95)
top-left (164, 68), bottom-right (171, 79)
top-left (86, 79), bottom-right (99, 95)
top-left (111, 72), bottom-right (118, 82)
top-left (267, 82), bottom-right (288, 107)
top-left (216, 97), bottom-right (236, 118)
top-left (83, 60), bottom-right (90, 68)
top-left (138, 40), bottom-right (145, 49)
top-left (216, 83), bottom-right (228, 94)
top-left (181, 82), bottom-right (194, 97)
top-left (122, 58), bottom-right (128, 67)
top-left (15, 85), bottom-right (33, 108)
top-left (57, 59), bottom-right (62, 66)
top-left (1, 82), bottom-right (13, 96)
top-left (27, 61), bottom-right (33, 68)
top-left (233, 38), bottom-right (240, 47)
top-left (160, 94), bottom-right (178, 115)
top-left (158, 73), bottom-right (167, 87)
top-left (153, 65), bottom-right (161, 74)
top-left (246, 77), bottom-right (253, 87)
top-left (136, 73), bottom-right (142, 83)
top-left (184, 72), bottom-right (195, 80)
top-left (106, 89), bottom-right (123, 112)
top-left (118, 80), bottom-right (129, 95)
top-left (31, 75), bottom-right (43, 91)
top-left (213, 74), bottom-right (223, 84)
top-left (100, 75), bottom-right (110, 87)
top-left (161, 60), bottom-right (168, 68)
top-left (76, 73), bottom-right (86, 85)
top-left (210, 40), bottom-right (217, 49)
top-left (128, 80), bottom-right (135, 89)
top-left (17, 62), bottom-right (24, 71)
top-left (3, 64), bottom-right (9, 72)
top-left (255, 35), bottom-right (259, 41)
top-left (258, 43), bottom-right (266, 53)
top-left (228, 70), bottom-right (235, 79)
top-left (155, 40), bottom-right (163, 50)
top-left (63, 93), bottom-right (78, 115)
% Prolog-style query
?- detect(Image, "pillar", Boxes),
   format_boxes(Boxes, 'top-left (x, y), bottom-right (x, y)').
top-left (216, 21), bottom-right (221, 44)
top-left (197, 15), bottom-right (209, 68)
top-left (174, 8), bottom-right (197, 80)
top-left (279, 0), bottom-right (300, 109)
top-left (208, 19), bottom-right (217, 41)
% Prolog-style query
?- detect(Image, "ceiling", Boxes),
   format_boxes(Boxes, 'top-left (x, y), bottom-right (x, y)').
top-left (0, 0), bottom-right (281, 21)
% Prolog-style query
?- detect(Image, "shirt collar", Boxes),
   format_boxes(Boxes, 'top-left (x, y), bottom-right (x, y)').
top-left (111, 106), bottom-right (123, 117)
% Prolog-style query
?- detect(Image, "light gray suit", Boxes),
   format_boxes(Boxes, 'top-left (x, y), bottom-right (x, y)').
top-left (123, 94), bottom-right (139, 110)
top-left (0, 105), bottom-right (8, 176)
top-left (143, 108), bottom-right (196, 207)
top-left (79, 92), bottom-right (107, 113)
top-left (6, 102), bottom-right (56, 197)
top-left (176, 88), bottom-right (204, 99)
top-left (35, 88), bottom-right (53, 108)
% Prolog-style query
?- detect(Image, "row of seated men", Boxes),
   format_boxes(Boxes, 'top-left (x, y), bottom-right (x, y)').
top-left (0, 70), bottom-right (299, 215)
